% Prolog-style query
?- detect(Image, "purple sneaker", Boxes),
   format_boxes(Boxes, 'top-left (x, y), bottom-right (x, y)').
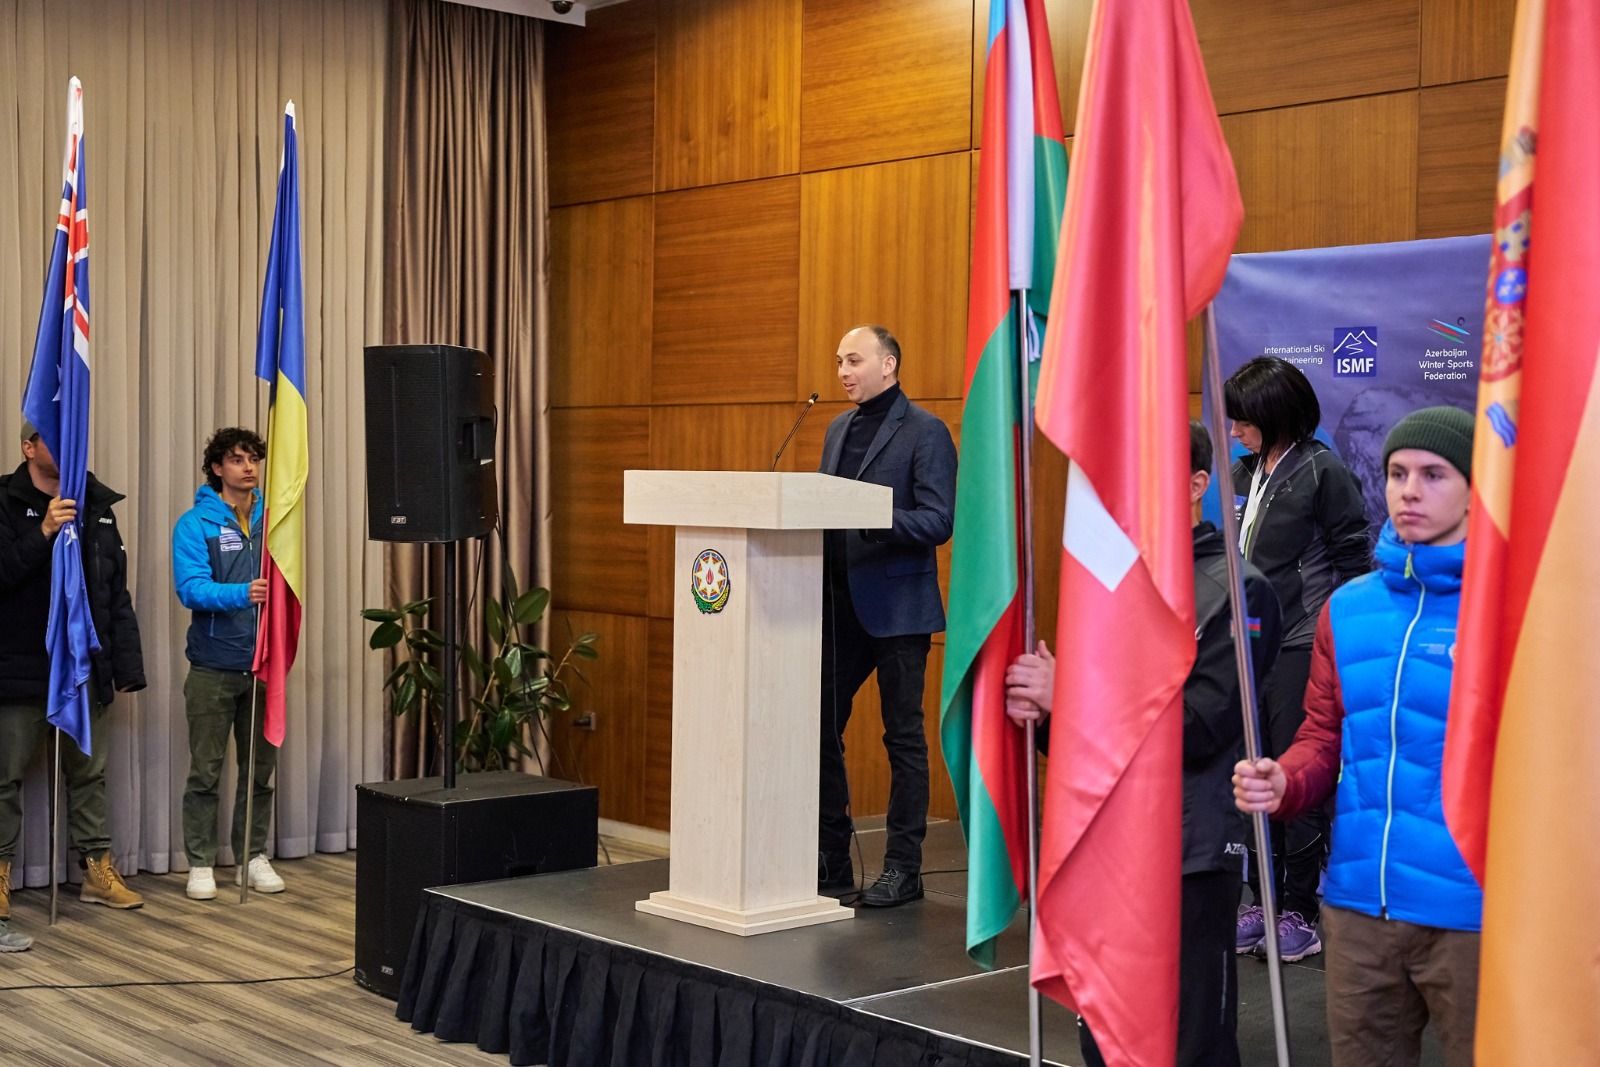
top-left (1271, 911), bottom-right (1323, 962)
top-left (1235, 904), bottom-right (1265, 954)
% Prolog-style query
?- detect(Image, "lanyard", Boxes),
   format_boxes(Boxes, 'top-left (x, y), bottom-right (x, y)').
top-left (1239, 444), bottom-right (1294, 555)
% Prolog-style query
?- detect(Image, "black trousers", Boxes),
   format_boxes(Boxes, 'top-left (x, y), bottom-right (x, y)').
top-left (1079, 871), bottom-right (1243, 1067)
top-left (818, 575), bottom-right (931, 875)
top-left (1245, 647), bottom-right (1329, 921)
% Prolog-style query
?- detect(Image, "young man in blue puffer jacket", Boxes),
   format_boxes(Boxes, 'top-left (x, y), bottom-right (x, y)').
top-left (1234, 406), bottom-right (1480, 1066)
top-left (172, 427), bottom-right (285, 901)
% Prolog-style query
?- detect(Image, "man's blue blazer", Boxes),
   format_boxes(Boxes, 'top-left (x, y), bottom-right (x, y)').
top-left (818, 390), bottom-right (957, 638)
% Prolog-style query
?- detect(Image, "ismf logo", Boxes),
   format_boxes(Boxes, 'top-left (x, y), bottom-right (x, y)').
top-left (1332, 327), bottom-right (1378, 377)
top-left (690, 548), bottom-right (731, 614)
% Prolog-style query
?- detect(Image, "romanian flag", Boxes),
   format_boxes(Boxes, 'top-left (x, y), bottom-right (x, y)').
top-left (1444, 0), bottom-right (1600, 1059)
top-left (939, 0), bottom-right (1067, 967)
top-left (251, 102), bottom-right (308, 748)
top-left (22, 78), bottom-right (100, 756)
top-left (1031, 0), bottom-right (1240, 1062)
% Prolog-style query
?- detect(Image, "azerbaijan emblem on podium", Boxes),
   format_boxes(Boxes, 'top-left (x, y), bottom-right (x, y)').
top-left (690, 548), bottom-right (731, 614)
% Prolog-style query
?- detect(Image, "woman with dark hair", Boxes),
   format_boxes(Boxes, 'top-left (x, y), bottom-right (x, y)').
top-left (1224, 356), bottom-right (1370, 964)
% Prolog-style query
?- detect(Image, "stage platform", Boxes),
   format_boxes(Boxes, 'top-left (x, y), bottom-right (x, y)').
top-left (396, 820), bottom-right (1434, 1066)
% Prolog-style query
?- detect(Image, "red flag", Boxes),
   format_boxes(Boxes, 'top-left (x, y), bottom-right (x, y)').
top-left (1030, 0), bottom-right (1240, 1061)
top-left (1444, 0), bottom-right (1600, 1058)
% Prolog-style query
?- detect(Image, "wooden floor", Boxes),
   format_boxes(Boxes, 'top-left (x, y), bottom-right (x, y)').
top-left (1, 837), bottom-right (667, 1066)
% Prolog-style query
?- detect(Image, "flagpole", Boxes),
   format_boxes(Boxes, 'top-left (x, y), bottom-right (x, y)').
top-left (1200, 303), bottom-right (1292, 1067)
top-left (49, 730), bottom-right (62, 926)
top-left (1016, 291), bottom-right (1043, 1067)
top-left (240, 603), bottom-right (262, 905)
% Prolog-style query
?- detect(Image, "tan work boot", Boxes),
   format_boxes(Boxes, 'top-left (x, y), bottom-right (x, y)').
top-left (80, 852), bottom-right (144, 909)
top-left (0, 859), bottom-right (12, 920)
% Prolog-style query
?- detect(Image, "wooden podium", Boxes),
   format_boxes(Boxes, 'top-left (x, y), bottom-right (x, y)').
top-left (623, 470), bottom-right (892, 935)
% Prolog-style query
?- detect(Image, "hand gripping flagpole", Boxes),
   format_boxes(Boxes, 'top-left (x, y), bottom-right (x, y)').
top-left (1201, 304), bottom-right (1292, 1067)
top-left (1016, 291), bottom-right (1043, 1067)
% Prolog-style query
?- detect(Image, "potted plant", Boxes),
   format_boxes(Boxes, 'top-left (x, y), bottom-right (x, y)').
top-left (352, 569), bottom-right (601, 1000)
top-left (361, 572), bottom-right (599, 773)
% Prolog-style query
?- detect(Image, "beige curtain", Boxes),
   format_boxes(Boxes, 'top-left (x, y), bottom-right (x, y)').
top-left (0, 0), bottom-right (388, 883)
top-left (382, 0), bottom-right (552, 779)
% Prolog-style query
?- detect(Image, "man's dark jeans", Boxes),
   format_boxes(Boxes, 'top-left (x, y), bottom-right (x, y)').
top-left (818, 576), bottom-right (931, 876)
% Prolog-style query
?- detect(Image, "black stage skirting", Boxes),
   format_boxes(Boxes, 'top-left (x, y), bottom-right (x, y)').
top-left (395, 821), bottom-right (1408, 1067)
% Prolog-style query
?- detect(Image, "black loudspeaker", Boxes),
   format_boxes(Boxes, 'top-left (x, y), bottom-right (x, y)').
top-left (363, 344), bottom-right (499, 542)
top-left (353, 771), bottom-right (599, 999)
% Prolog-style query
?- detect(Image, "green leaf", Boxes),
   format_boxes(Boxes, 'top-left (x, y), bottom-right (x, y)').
top-left (408, 628), bottom-right (444, 651)
top-left (402, 599), bottom-right (434, 617)
top-left (384, 661), bottom-right (411, 690)
top-left (512, 587), bottom-right (551, 627)
top-left (504, 645), bottom-right (525, 680)
top-left (577, 631), bottom-right (600, 646)
top-left (487, 598), bottom-right (508, 647)
top-left (416, 661), bottom-right (444, 691)
top-left (361, 608), bottom-right (402, 623)
top-left (572, 643), bottom-right (599, 660)
top-left (369, 621), bottom-right (405, 650)
top-left (394, 676), bottom-right (418, 715)
top-left (492, 655), bottom-right (516, 692)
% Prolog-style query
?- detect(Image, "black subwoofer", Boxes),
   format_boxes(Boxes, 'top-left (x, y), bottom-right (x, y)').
top-left (353, 771), bottom-right (599, 999)
top-left (363, 343), bottom-right (498, 542)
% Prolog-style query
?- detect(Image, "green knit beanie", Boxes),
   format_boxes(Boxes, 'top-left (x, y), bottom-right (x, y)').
top-left (1382, 405), bottom-right (1475, 482)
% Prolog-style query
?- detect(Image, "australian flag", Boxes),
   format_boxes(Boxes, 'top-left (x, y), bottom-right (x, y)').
top-left (22, 78), bottom-right (100, 755)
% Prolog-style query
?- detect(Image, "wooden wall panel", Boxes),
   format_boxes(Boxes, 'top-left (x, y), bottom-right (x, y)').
top-left (1422, 0), bottom-right (1516, 85)
top-left (1192, 0), bottom-right (1419, 116)
top-left (1223, 92), bottom-right (1419, 254)
top-left (546, 1), bottom-right (656, 205)
top-left (1417, 79), bottom-right (1503, 239)
top-left (549, 609), bottom-right (651, 826)
top-left (800, 0), bottom-right (973, 172)
top-left (644, 618), bottom-right (674, 831)
top-left (550, 198), bottom-right (654, 408)
top-left (798, 154), bottom-right (970, 403)
top-left (652, 178), bottom-right (801, 405)
top-left (645, 403), bottom-right (801, 617)
top-left (971, 0), bottom-right (1094, 143)
top-left (550, 408), bottom-right (651, 616)
top-left (655, 0), bottom-right (801, 190)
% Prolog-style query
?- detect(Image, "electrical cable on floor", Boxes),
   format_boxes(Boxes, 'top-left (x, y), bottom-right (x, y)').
top-left (0, 963), bottom-right (356, 993)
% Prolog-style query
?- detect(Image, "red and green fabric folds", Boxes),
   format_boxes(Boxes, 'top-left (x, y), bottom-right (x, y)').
top-left (939, 0), bottom-right (1066, 969)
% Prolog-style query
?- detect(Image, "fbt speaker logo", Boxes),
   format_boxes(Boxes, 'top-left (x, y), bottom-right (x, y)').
top-left (1332, 327), bottom-right (1378, 377)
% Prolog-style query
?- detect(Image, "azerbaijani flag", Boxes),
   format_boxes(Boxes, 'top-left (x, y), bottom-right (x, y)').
top-left (22, 78), bottom-right (100, 757)
top-left (1031, 0), bottom-right (1240, 1062)
top-left (251, 102), bottom-right (308, 748)
top-left (1444, 0), bottom-right (1600, 1059)
top-left (939, 0), bottom-right (1067, 968)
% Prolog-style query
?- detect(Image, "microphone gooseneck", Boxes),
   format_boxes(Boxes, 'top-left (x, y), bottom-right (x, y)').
top-left (771, 392), bottom-right (820, 471)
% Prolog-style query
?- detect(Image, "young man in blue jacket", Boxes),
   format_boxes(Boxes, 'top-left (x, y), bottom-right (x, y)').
top-left (1234, 406), bottom-right (1480, 1066)
top-left (172, 428), bottom-right (285, 900)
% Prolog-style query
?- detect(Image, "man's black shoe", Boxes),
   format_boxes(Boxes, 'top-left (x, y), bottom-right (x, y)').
top-left (818, 853), bottom-right (854, 895)
top-left (860, 868), bottom-right (922, 907)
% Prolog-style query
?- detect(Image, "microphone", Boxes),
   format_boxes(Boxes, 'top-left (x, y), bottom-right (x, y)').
top-left (771, 392), bottom-right (820, 471)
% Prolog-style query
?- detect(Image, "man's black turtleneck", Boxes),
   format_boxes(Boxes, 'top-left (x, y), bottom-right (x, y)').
top-left (837, 382), bottom-right (901, 479)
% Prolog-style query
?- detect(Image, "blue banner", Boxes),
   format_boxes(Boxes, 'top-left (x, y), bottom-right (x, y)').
top-left (1205, 234), bottom-right (1489, 529)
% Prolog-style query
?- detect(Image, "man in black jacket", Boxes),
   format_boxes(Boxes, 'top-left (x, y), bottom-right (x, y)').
top-left (0, 421), bottom-right (147, 949)
top-left (1006, 421), bottom-right (1282, 1067)
top-left (817, 325), bottom-right (957, 907)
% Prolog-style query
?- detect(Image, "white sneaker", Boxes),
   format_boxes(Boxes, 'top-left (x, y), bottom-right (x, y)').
top-left (186, 866), bottom-right (217, 900)
top-left (238, 855), bottom-right (285, 894)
